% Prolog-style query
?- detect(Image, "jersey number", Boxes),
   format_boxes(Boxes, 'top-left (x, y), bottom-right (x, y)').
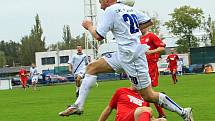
top-left (129, 75), bottom-right (138, 84)
top-left (123, 14), bottom-right (139, 34)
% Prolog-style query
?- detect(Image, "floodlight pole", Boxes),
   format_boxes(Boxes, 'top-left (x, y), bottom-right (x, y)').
top-left (84, 0), bottom-right (99, 59)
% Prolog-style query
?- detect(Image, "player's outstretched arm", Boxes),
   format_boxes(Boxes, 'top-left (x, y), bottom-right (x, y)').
top-left (98, 106), bottom-right (113, 121)
top-left (68, 64), bottom-right (73, 74)
top-left (82, 20), bottom-right (103, 41)
top-left (146, 47), bottom-right (165, 54)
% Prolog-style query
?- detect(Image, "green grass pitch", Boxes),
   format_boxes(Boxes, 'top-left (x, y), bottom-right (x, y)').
top-left (0, 73), bottom-right (215, 121)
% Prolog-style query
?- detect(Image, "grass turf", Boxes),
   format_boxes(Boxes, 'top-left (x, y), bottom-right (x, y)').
top-left (0, 73), bottom-right (215, 121)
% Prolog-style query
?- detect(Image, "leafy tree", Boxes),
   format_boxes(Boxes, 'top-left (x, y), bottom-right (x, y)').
top-left (48, 43), bottom-right (58, 51)
top-left (0, 40), bottom-right (21, 66)
top-left (75, 33), bottom-right (86, 48)
top-left (20, 14), bottom-right (46, 65)
top-left (62, 25), bottom-right (75, 49)
top-left (49, 32), bottom-right (85, 51)
top-left (140, 11), bottom-right (161, 35)
top-left (148, 13), bottom-right (161, 35)
top-left (165, 5), bottom-right (204, 53)
top-left (0, 51), bottom-right (6, 67)
top-left (204, 15), bottom-right (215, 46)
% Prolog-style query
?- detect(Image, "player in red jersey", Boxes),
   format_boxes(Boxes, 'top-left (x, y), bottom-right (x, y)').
top-left (166, 49), bottom-right (179, 84)
top-left (140, 28), bottom-right (166, 118)
top-left (18, 68), bottom-right (28, 90)
top-left (98, 87), bottom-right (167, 121)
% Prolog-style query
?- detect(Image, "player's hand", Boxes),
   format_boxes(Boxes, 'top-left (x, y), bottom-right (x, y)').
top-left (82, 20), bottom-right (93, 30)
top-left (69, 70), bottom-right (74, 75)
top-left (146, 50), bottom-right (154, 54)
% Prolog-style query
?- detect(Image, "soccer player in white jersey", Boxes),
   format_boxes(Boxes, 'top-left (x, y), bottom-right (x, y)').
top-left (68, 45), bottom-right (88, 97)
top-left (59, 0), bottom-right (193, 121)
top-left (30, 63), bottom-right (39, 90)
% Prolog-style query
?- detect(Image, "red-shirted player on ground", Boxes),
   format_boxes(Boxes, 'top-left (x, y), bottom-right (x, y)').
top-left (18, 68), bottom-right (28, 90)
top-left (166, 49), bottom-right (179, 84)
top-left (140, 28), bottom-right (166, 118)
top-left (98, 87), bottom-right (167, 121)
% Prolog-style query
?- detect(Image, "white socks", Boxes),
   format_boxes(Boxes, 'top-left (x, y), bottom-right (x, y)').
top-left (158, 93), bottom-right (185, 116)
top-left (74, 74), bottom-right (97, 110)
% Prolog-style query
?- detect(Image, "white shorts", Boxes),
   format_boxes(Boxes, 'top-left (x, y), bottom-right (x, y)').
top-left (102, 52), bottom-right (151, 90)
top-left (31, 76), bottom-right (38, 83)
top-left (74, 70), bottom-right (85, 79)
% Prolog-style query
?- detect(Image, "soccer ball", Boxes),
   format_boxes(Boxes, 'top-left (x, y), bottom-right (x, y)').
top-left (118, 0), bottom-right (135, 7)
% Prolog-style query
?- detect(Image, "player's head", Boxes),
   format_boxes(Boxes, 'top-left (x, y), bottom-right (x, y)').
top-left (140, 27), bottom-right (148, 35)
top-left (31, 63), bottom-right (36, 68)
top-left (77, 45), bottom-right (83, 54)
top-left (170, 48), bottom-right (175, 54)
top-left (20, 68), bottom-right (25, 75)
top-left (99, 0), bottom-right (117, 10)
top-left (118, 0), bottom-right (135, 7)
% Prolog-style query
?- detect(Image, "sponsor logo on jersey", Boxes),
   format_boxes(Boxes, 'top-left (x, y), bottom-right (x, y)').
top-left (127, 95), bottom-right (144, 106)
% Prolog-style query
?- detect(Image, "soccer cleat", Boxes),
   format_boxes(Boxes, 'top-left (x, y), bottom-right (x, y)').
top-left (182, 107), bottom-right (194, 121)
top-left (58, 104), bottom-right (83, 116)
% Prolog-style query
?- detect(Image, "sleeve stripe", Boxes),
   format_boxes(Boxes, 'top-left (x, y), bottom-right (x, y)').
top-left (96, 30), bottom-right (105, 39)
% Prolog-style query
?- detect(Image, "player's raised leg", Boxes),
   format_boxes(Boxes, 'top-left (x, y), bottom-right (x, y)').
top-left (75, 75), bottom-right (82, 97)
top-left (137, 85), bottom-right (193, 121)
top-left (58, 58), bottom-right (115, 116)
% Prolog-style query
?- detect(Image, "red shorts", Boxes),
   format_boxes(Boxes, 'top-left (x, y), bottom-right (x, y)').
top-left (170, 67), bottom-right (177, 73)
top-left (148, 62), bottom-right (159, 87)
top-left (20, 77), bottom-right (28, 85)
top-left (116, 110), bottom-right (135, 121)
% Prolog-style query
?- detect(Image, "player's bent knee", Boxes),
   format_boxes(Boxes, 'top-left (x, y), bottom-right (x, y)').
top-left (139, 90), bottom-right (157, 103)
top-left (86, 62), bottom-right (98, 75)
top-left (143, 94), bottom-right (154, 102)
top-left (86, 58), bottom-right (114, 75)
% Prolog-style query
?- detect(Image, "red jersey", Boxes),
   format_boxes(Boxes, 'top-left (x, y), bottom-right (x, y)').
top-left (19, 69), bottom-right (27, 77)
top-left (109, 88), bottom-right (149, 121)
top-left (167, 54), bottom-right (179, 68)
top-left (140, 32), bottom-right (166, 62)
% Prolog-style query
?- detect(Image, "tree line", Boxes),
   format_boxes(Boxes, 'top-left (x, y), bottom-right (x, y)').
top-left (0, 5), bottom-right (215, 67)
top-left (0, 14), bottom-right (86, 67)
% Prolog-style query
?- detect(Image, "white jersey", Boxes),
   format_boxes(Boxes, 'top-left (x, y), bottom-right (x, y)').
top-left (30, 67), bottom-right (38, 77)
top-left (96, 3), bottom-right (150, 63)
top-left (68, 53), bottom-right (88, 74)
top-left (177, 60), bottom-right (183, 71)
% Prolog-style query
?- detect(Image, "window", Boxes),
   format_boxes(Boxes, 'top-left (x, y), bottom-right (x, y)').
top-left (41, 57), bottom-right (55, 65)
top-left (60, 56), bottom-right (69, 64)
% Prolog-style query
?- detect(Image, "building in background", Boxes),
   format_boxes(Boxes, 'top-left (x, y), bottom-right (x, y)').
top-left (35, 49), bottom-right (94, 74)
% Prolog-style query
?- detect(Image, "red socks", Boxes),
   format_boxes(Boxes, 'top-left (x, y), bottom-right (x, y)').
top-left (154, 103), bottom-right (166, 117)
